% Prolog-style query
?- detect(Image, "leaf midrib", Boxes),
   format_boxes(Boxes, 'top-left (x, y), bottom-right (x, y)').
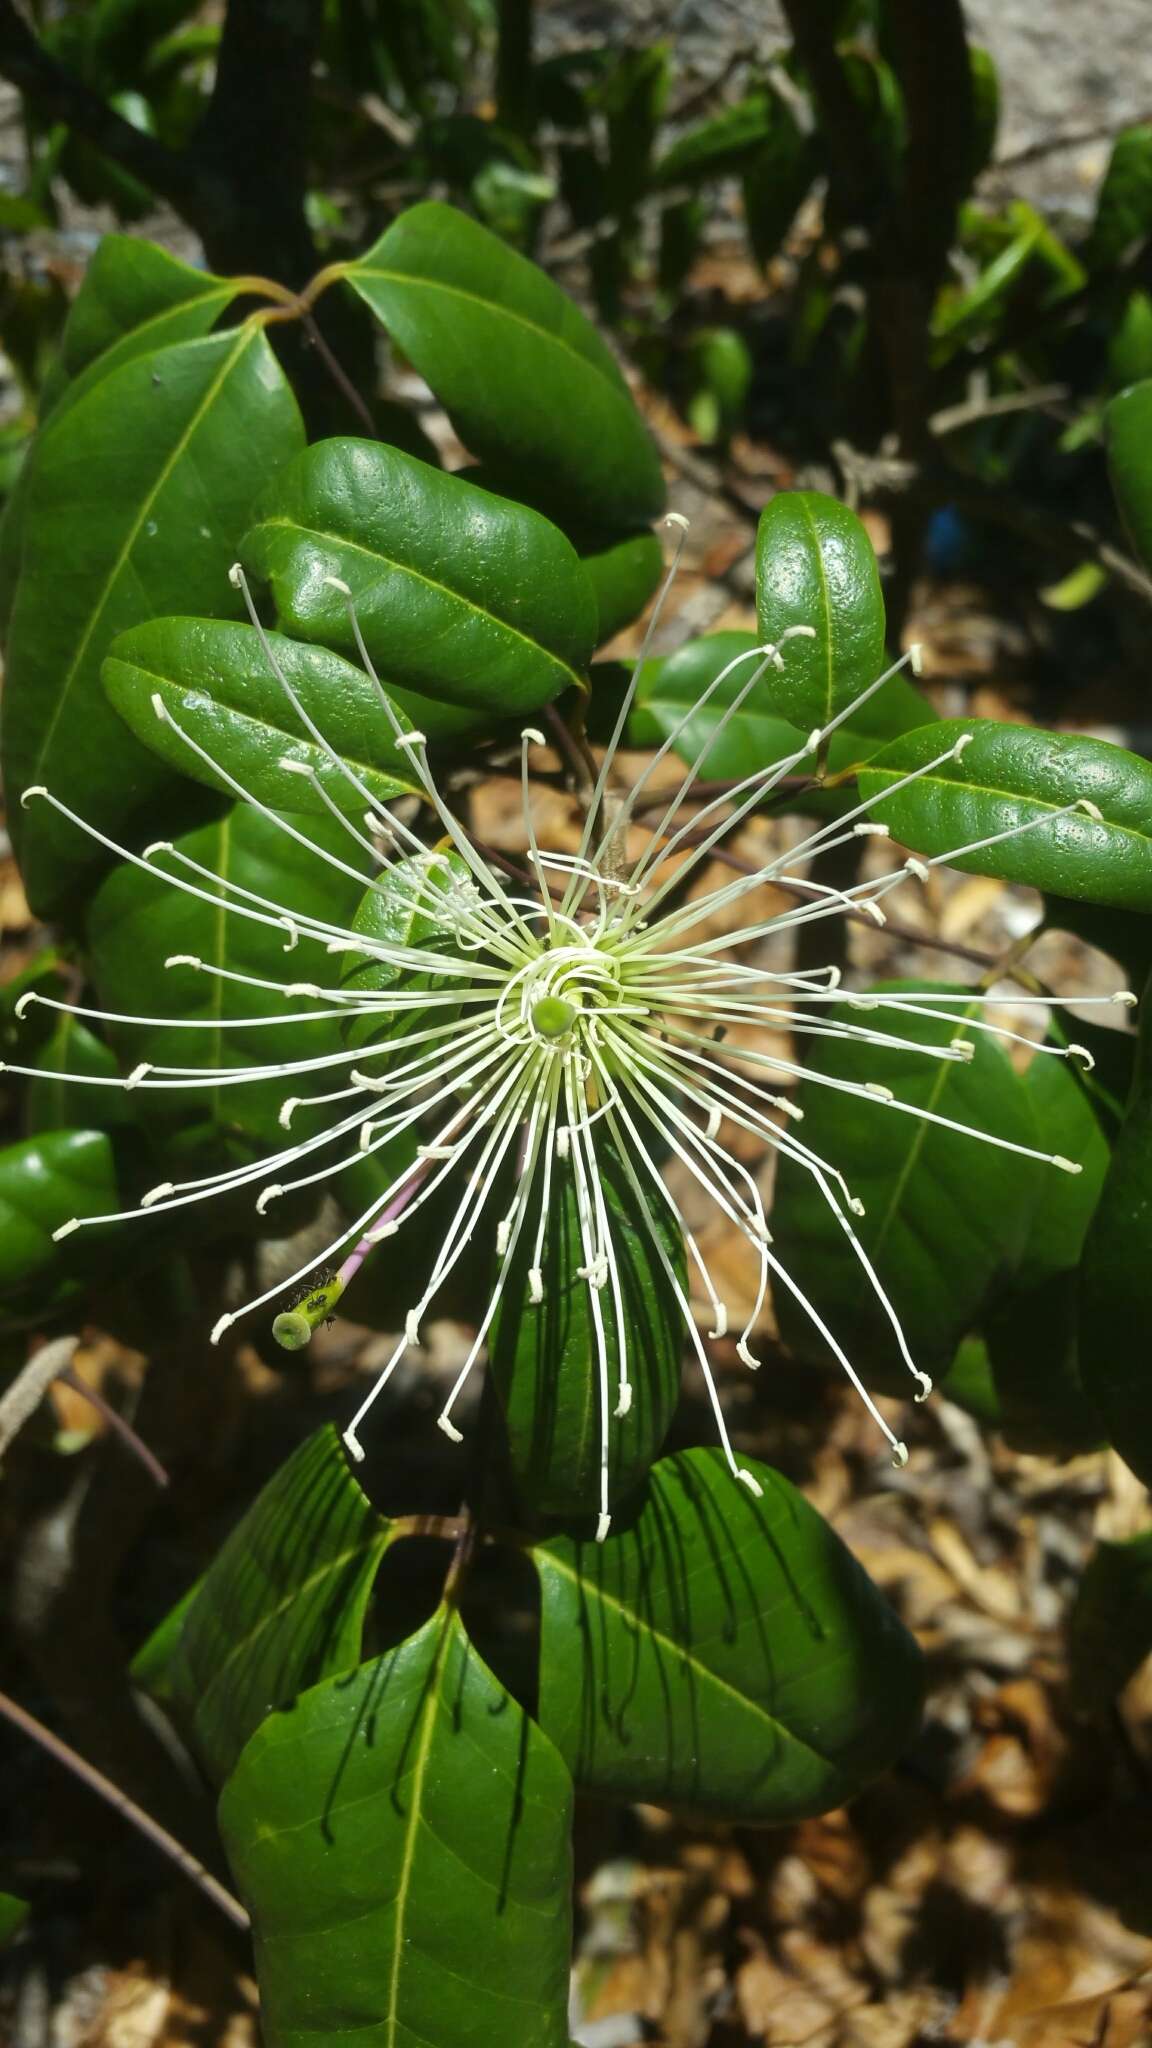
top-left (351, 265), bottom-right (628, 406)
top-left (862, 762), bottom-right (1152, 857)
top-left (540, 1548), bottom-right (841, 1773)
top-left (29, 326), bottom-right (255, 788)
top-left (252, 514), bottom-right (586, 692)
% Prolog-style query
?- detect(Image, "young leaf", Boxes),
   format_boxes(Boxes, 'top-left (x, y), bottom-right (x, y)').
top-left (103, 616), bottom-right (424, 815)
top-left (652, 91), bottom-right (778, 186)
top-left (241, 438), bottom-right (597, 723)
top-left (634, 627), bottom-right (932, 785)
top-left (489, 1138), bottom-right (684, 1519)
top-left (218, 1607), bottom-right (573, 2048)
top-left (85, 803), bottom-right (363, 1153)
top-left (2, 325), bottom-right (305, 915)
top-left (858, 720), bottom-right (1152, 911)
top-left (161, 1426), bottom-right (393, 1785)
top-left (755, 492), bottom-right (886, 729)
top-left (533, 1448), bottom-right (923, 1820)
top-left (343, 200), bottom-right (665, 527)
top-left (1086, 124), bottom-right (1152, 271)
top-left (771, 983), bottom-right (1042, 1388)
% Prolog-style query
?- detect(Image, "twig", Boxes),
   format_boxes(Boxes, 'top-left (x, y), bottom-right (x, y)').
top-left (300, 310), bottom-right (378, 437)
top-left (56, 1366), bottom-right (169, 1490)
top-left (928, 383), bottom-right (1071, 437)
top-left (544, 703), bottom-right (598, 798)
top-left (0, 1688), bottom-right (249, 1931)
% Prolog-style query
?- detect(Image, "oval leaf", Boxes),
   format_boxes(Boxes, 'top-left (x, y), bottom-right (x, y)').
top-left (489, 1137), bottom-right (684, 1520)
top-left (85, 803), bottom-right (363, 1154)
top-left (533, 1447), bottom-right (923, 1820)
top-left (2, 324), bottom-right (305, 915)
top-left (858, 719), bottom-right (1152, 910)
top-left (242, 437), bottom-right (597, 725)
top-left (771, 982), bottom-right (1043, 1389)
top-left (755, 491), bottom-right (886, 729)
top-left (343, 200), bottom-right (665, 527)
top-left (0, 1128), bottom-right (117, 1298)
top-left (163, 1426), bottom-right (393, 1785)
top-left (218, 1607), bottom-right (573, 2048)
top-left (103, 616), bottom-right (423, 816)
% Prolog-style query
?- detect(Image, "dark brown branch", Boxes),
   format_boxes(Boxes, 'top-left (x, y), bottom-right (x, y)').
top-left (0, 1687), bottom-right (249, 1930)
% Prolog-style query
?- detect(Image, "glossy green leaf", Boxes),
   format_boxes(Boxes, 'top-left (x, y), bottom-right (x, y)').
top-left (26, 1011), bottom-right (130, 1135)
top-left (982, 1052), bottom-right (1109, 1454)
top-left (771, 983), bottom-right (1042, 1388)
top-left (755, 492), bottom-right (886, 729)
top-left (859, 719), bottom-right (1152, 911)
top-left (576, 527), bottom-right (663, 645)
top-left (103, 617), bottom-right (423, 816)
top-left (344, 201), bottom-right (665, 527)
top-left (0, 1129), bottom-right (117, 1295)
top-left (163, 1426), bottom-right (392, 1785)
top-left (653, 90), bottom-right (776, 186)
top-left (219, 1606), bottom-right (573, 2048)
top-left (2, 324), bottom-right (305, 915)
top-left (242, 438), bottom-right (596, 729)
top-left (1107, 378), bottom-right (1152, 573)
top-left (533, 1448), bottom-right (922, 1820)
top-left (1079, 975), bottom-right (1152, 1484)
top-left (634, 628), bottom-right (932, 786)
top-left (1087, 124), bottom-right (1152, 270)
top-left (490, 1138), bottom-right (684, 1520)
top-left (85, 803), bottom-right (362, 1153)
top-left (0, 240), bottom-right (236, 642)
top-left (54, 234), bottom-right (233, 399)
top-left (1069, 1532), bottom-right (1152, 1710)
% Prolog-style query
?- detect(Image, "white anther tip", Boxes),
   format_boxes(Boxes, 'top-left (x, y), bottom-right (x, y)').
top-left (736, 1340), bottom-right (761, 1370)
top-left (142, 840), bottom-right (173, 861)
top-left (52, 1218), bottom-right (81, 1241)
top-left (1114, 990), bottom-right (1138, 1007)
top-left (614, 1383), bottom-right (634, 1419)
top-left (278, 756), bottom-right (312, 776)
top-left (140, 1182), bottom-right (174, 1208)
top-left (520, 726), bottom-right (545, 746)
top-left (20, 785), bottom-right (47, 806)
top-left (1068, 1044), bottom-right (1094, 1070)
top-left (909, 642), bottom-right (924, 676)
top-left (904, 856), bottom-right (930, 882)
top-left (736, 1469), bottom-right (763, 1498)
top-left (1053, 1155), bottom-right (1082, 1175)
top-left (914, 1372), bottom-right (933, 1403)
top-left (165, 954), bottom-right (201, 970)
top-left (255, 1185), bottom-right (283, 1214)
top-left (150, 692), bottom-right (167, 722)
top-left (595, 1511), bottom-right (612, 1542)
top-left (709, 1306), bottom-right (729, 1340)
top-left (125, 1062), bottom-right (150, 1089)
top-left (865, 1083), bottom-right (894, 1101)
top-left (806, 727), bottom-right (823, 752)
top-left (228, 561), bottom-right (244, 588)
top-left (437, 1415), bottom-right (464, 1444)
top-left (13, 991), bottom-right (37, 1020)
top-left (950, 1037), bottom-right (975, 1061)
top-left (210, 1314), bottom-right (233, 1346)
top-left (322, 574), bottom-right (352, 596)
top-left (279, 1099), bottom-right (299, 1129)
top-left (1077, 799), bottom-right (1103, 821)
top-left (342, 1427), bottom-right (365, 1462)
top-left (405, 1312), bottom-right (421, 1347)
top-left (664, 511), bottom-right (690, 532)
top-left (890, 1441), bottom-right (910, 1470)
top-left (953, 733), bottom-right (974, 757)
top-left (528, 1268), bottom-right (544, 1303)
top-left (849, 1196), bottom-right (866, 1217)
top-left (395, 730), bottom-right (427, 750)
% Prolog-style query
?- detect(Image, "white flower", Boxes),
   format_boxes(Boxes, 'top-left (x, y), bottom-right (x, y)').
top-left (9, 525), bottom-right (1132, 1540)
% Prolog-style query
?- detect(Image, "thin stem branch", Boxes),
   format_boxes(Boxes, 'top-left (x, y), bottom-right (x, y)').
top-left (0, 1688), bottom-right (249, 1931)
